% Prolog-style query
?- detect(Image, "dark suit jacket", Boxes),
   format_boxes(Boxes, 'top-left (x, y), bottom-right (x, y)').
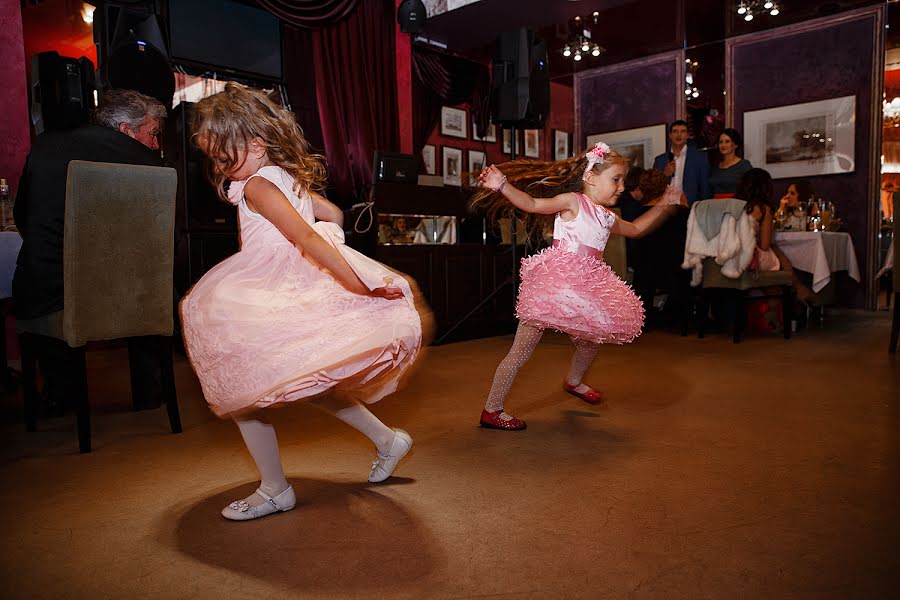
top-left (653, 145), bottom-right (711, 205)
top-left (13, 124), bottom-right (162, 319)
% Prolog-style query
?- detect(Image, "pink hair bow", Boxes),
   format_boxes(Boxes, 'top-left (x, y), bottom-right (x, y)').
top-left (584, 141), bottom-right (610, 176)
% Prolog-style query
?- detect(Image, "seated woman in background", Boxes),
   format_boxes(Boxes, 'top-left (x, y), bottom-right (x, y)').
top-left (737, 169), bottom-right (819, 305)
top-left (778, 179), bottom-right (815, 212)
top-left (630, 169), bottom-right (691, 325)
top-left (709, 128), bottom-right (752, 198)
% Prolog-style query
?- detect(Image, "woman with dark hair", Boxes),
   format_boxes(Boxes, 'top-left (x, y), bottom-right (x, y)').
top-left (735, 169), bottom-right (819, 304)
top-left (778, 179), bottom-right (815, 211)
top-left (709, 128), bottom-right (752, 198)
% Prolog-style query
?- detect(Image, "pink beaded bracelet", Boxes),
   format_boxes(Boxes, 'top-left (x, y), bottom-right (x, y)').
top-left (493, 176), bottom-right (507, 194)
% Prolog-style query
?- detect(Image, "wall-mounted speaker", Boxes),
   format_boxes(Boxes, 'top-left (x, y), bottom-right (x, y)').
top-left (490, 29), bottom-right (550, 130)
top-left (30, 52), bottom-right (95, 134)
top-left (398, 0), bottom-right (427, 34)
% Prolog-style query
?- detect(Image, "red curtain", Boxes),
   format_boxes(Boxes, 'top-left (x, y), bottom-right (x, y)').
top-left (311, 0), bottom-right (398, 203)
top-left (256, 0), bottom-right (359, 28)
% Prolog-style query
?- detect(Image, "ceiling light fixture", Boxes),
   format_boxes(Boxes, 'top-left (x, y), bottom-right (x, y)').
top-left (561, 12), bottom-right (605, 64)
top-left (736, 1), bottom-right (782, 21)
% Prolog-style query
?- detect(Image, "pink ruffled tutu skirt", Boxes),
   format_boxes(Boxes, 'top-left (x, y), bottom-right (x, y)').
top-left (515, 246), bottom-right (644, 344)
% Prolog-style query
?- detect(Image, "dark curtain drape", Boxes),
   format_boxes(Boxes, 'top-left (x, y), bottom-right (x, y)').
top-left (308, 0), bottom-right (398, 203)
top-left (256, 0), bottom-right (359, 28)
top-left (412, 47), bottom-right (490, 153)
top-left (282, 26), bottom-right (325, 154)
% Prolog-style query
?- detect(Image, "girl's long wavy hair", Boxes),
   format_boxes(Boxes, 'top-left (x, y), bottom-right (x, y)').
top-left (468, 149), bottom-right (628, 236)
top-left (192, 82), bottom-right (327, 202)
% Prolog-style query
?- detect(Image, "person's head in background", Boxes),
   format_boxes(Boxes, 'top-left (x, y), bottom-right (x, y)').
top-left (717, 128), bottom-right (744, 161)
top-left (93, 89), bottom-right (167, 151)
top-left (637, 169), bottom-right (670, 205)
top-left (782, 179), bottom-right (815, 208)
top-left (668, 120), bottom-right (689, 153)
top-left (736, 168), bottom-right (775, 217)
top-left (624, 166), bottom-right (645, 202)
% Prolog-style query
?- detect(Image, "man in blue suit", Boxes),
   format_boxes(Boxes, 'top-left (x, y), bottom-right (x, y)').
top-left (653, 120), bottom-right (711, 205)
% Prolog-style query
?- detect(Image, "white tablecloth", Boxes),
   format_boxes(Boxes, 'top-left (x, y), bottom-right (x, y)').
top-left (0, 231), bottom-right (22, 299)
top-left (773, 231), bottom-right (860, 292)
top-left (876, 238), bottom-right (894, 279)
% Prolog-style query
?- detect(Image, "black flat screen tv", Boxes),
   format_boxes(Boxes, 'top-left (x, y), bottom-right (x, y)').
top-left (168, 0), bottom-right (282, 80)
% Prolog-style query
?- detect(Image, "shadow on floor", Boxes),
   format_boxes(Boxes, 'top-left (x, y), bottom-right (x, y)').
top-left (170, 477), bottom-right (438, 592)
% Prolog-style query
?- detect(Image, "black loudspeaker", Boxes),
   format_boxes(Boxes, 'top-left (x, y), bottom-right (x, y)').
top-left (98, 5), bottom-right (174, 107)
top-left (30, 52), bottom-right (95, 134)
top-left (373, 151), bottom-right (418, 184)
top-left (490, 29), bottom-right (550, 129)
top-left (397, 0), bottom-right (427, 34)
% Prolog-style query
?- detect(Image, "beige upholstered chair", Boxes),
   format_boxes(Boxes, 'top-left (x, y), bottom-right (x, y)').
top-left (890, 194), bottom-right (898, 353)
top-left (689, 200), bottom-right (794, 343)
top-left (18, 161), bottom-right (182, 452)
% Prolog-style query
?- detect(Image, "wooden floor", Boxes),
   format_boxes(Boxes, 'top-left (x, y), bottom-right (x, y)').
top-left (1, 311), bottom-right (898, 599)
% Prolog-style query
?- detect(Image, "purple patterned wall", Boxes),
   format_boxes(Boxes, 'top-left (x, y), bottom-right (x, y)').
top-left (576, 56), bottom-right (678, 146)
top-left (731, 15), bottom-right (878, 305)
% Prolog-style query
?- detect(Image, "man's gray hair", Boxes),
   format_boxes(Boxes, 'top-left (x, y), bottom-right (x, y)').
top-left (93, 89), bottom-right (167, 131)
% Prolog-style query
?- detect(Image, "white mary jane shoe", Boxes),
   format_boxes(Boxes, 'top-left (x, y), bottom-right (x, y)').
top-left (368, 429), bottom-right (413, 483)
top-left (221, 485), bottom-right (296, 521)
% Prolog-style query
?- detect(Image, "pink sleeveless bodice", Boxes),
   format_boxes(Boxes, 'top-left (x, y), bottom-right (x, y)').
top-left (552, 193), bottom-right (617, 254)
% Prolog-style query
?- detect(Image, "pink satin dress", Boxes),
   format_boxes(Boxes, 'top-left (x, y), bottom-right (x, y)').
top-left (180, 166), bottom-right (423, 417)
top-left (516, 193), bottom-right (644, 344)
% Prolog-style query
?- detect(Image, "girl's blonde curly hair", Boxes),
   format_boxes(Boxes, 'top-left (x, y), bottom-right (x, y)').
top-left (192, 82), bottom-right (327, 202)
top-left (468, 149), bottom-right (628, 236)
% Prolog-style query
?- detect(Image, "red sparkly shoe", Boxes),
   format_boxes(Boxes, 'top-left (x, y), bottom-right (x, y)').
top-left (563, 382), bottom-right (604, 405)
top-left (479, 409), bottom-right (527, 430)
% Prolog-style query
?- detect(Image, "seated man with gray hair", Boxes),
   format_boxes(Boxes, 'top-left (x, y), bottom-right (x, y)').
top-left (14, 89), bottom-right (169, 414)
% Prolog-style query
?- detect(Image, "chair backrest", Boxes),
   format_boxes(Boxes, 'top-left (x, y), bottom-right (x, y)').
top-left (606, 207), bottom-right (627, 280)
top-left (894, 194), bottom-right (898, 290)
top-left (63, 161), bottom-right (177, 347)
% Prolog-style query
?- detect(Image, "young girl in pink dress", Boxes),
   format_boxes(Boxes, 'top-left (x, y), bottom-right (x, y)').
top-left (472, 143), bottom-right (684, 430)
top-left (180, 84), bottom-right (425, 520)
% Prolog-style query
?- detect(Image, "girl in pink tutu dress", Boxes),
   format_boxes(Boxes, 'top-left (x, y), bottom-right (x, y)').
top-left (472, 142), bottom-right (685, 430)
top-left (180, 84), bottom-right (425, 520)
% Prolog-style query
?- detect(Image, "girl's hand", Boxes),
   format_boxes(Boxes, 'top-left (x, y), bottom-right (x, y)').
top-left (477, 164), bottom-right (507, 192)
top-left (369, 286), bottom-right (404, 300)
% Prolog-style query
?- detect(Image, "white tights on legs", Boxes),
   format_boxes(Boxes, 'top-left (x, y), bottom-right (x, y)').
top-left (234, 415), bottom-right (290, 508)
top-left (484, 323), bottom-right (544, 414)
top-left (309, 392), bottom-right (395, 454)
top-left (565, 336), bottom-right (601, 394)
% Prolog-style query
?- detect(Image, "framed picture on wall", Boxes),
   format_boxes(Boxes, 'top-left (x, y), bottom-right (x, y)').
top-left (554, 130), bottom-right (571, 161)
top-left (743, 95), bottom-right (856, 178)
top-left (421, 144), bottom-right (436, 175)
top-left (441, 106), bottom-right (468, 139)
top-left (524, 129), bottom-right (540, 158)
top-left (442, 146), bottom-right (463, 186)
top-left (472, 119), bottom-right (497, 142)
top-left (468, 150), bottom-right (486, 185)
top-left (502, 128), bottom-right (512, 154)
top-left (586, 124), bottom-right (666, 170)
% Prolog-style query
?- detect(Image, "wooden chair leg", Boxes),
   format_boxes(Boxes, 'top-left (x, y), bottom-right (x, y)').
top-left (782, 285), bottom-right (792, 340)
top-left (733, 291), bottom-right (745, 344)
top-left (890, 293), bottom-right (899, 353)
top-left (74, 348), bottom-right (91, 453)
top-left (697, 290), bottom-right (707, 339)
top-left (159, 336), bottom-right (182, 434)
top-left (20, 333), bottom-right (39, 432)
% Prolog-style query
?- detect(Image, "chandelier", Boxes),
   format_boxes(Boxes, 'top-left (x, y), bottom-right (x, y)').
top-left (884, 94), bottom-right (900, 128)
top-left (736, 1), bottom-right (780, 21)
top-left (561, 13), bottom-right (605, 63)
top-left (685, 58), bottom-right (700, 100)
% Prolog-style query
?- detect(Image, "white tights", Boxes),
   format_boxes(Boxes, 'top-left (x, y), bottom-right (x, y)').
top-left (484, 323), bottom-right (601, 414)
top-left (233, 392), bottom-right (394, 507)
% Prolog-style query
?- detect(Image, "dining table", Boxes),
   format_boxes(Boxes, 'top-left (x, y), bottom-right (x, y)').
top-left (772, 230), bottom-right (860, 293)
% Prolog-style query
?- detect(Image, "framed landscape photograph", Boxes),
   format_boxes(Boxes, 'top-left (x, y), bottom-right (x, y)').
top-left (554, 130), bottom-right (571, 160)
top-left (472, 119), bottom-right (497, 142)
top-left (468, 150), bottom-right (486, 185)
top-left (524, 129), bottom-right (540, 158)
top-left (743, 95), bottom-right (856, 178)
top-left (586, 124), bottom-right (666, 170)
top-left (442, 146), bottom-right (463, 186)
top-left (441, 106), bottom-right (467, 139)
top-left (421, 144), bottom-right (436, 175)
